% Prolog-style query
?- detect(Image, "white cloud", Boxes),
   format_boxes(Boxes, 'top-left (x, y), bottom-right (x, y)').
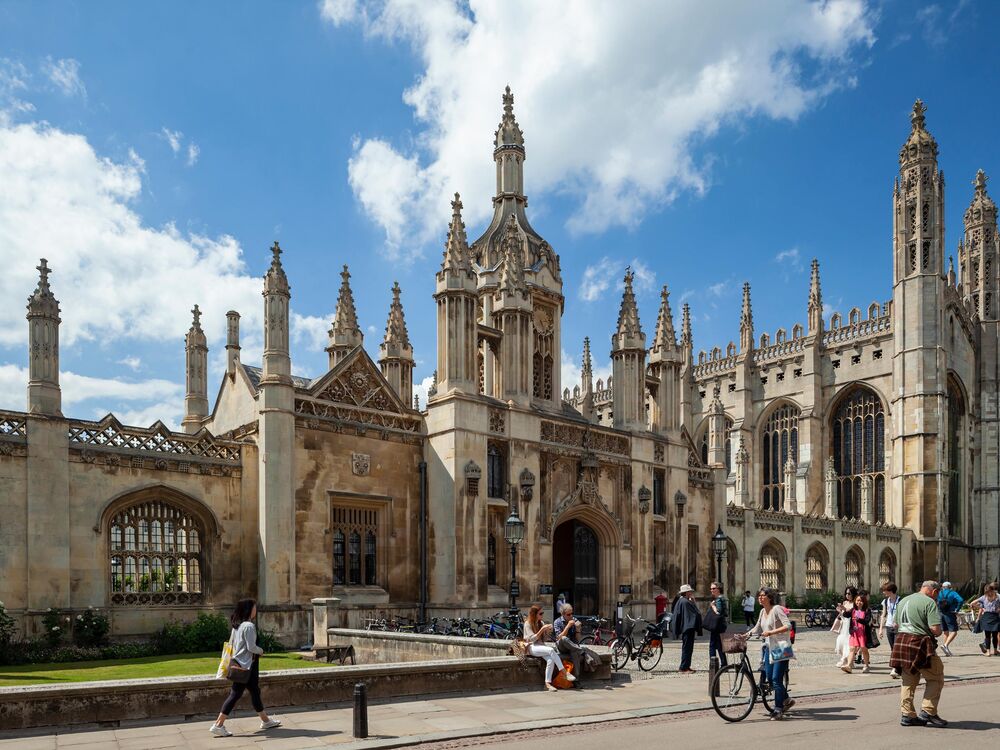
top-left (579, 256), bottom-right (618, 302)
top-left (161, 127), bottom-right (183, 154)
top-left (42, 57), bottom-right (86, 98)
top-left (412, 373), bottom-right (434, 410)
top-left (0, 59), bottom-right (34, 121)
top-left (560, 348), bottom-right (612, 398)
top-left (325, 0), bottom-right (875, 258)
top-left (160, 128), bottom-right (200, 167)
top-left (117, 355), bottom-right (142, 371)
top-left (186, 142), bottom-right (200, 166)
top-left (774, 247), bottom-right (805, 275)
top-left (629, 258), bottom-right (656, 296)
top-left (291, 312), bottom-right (332, 352)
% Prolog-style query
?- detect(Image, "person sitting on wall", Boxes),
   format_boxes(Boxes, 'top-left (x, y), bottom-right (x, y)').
top-left (552, 604), bottom-right (598, 677)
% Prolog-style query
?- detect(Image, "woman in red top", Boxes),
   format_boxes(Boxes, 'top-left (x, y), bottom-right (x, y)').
top-left (842, 590), bottom-right (873, 674)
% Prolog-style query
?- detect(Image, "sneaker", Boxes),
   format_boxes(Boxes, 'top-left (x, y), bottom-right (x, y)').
top-left (919, 711), bottom-right (948, 728)
top-left (565, 672), bottom-right (577, 682)
top-left (840, 666), bottom-right (852, 674)
top-left (210, 724), bottom-right (233, 737)
top-left (861, 665), bottom-right (871, 674)
top-left (890, 669), bottom-right (901, 679)
top-left (259, 719), bottom-right (282, 731)
top-left (979, 642), bottom-right (988, 654)
top-left (770, 711), bottom-right (783, 721)
top-left (782, 699), bottom-right (796, 713)
top-left (544, 683), bottom-right (557, 691)
top-left (900, 715), bottom-right (927, 727)
top-left (941, 645), bottom-right (952, 657)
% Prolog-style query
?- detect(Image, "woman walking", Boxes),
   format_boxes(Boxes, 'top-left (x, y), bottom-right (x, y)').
top-left (745, 588), bottom-right (795, 720)
top-left (706, 581), bottom-right (729, 667)
top-left (973, 583), bottom-right (1000, 656)
top-left (522, 604), bottom-right (575, 691)
top-left (841, 590), bottom-right (873, 674)
top-left (833, 586), bottom-right (857, 668)
top-left (210, 599), bottom-right (282, 737)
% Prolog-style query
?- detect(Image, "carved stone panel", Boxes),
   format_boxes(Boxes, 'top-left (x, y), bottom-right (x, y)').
top-left (352, 452), bottom-right (371, 476)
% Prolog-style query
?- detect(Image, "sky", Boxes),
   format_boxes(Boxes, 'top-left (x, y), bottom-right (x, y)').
top-left (0, 0), bottom-right (997, 428)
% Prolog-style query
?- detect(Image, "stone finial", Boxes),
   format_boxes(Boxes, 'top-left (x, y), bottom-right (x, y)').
top-left (183, 303), bottom-right (209, 433)
top-left (27, 258), bottom-right (60, 317)
top-left (974, 168), bottom-right (988, 195)
top-left (808, 259), bottom-right (823, 334)
top-left (494, 85), bottom-right (525, 149)
top-left (263, 241), bottom-right (289, 294)
top-left (739, 282), bottom-right (754, 352)
top-left (428, 369), bottom-right (438, 398)
top-left (680, 303), bottom-right (692, 346)
top-left (910, 99), bottom-right (927, 131)
top-left (614, 267), bottom-right (643, 340)
top-left (582, 336), bottom-right (593, 378)
top-left (190, 304), bottom-right (203, 331)
top-left (226, 310), bottom-right (241, 377)
top-left (26, 258), bottom-right (62, 415)
top-left (900, 98), bottom-right (937, 164)
top-left (948, 256), bottom-right (956, 287)
top-left (382, 281), bottom-right (411, 349)
top-left (440, 192), bottom-right (471, 274)
top-left (652, 285), bottom-right (676, 351)
top-left (333, 265), bottom-right (361, 336)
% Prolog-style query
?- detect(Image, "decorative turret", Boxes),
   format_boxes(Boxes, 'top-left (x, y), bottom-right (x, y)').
top-left (650, 285), bottom-right (676, 354)
top-left (611, 268), bottom-right (647, 431)
top-left (225, 311), bottom-right (241, 379)
top-left (494, 85), bottom-right (525, 199)
top-left (26, 258), bottom-right (61, 415)
top-left (739, 282), bottom-right (754, 353)
top-left (807, 259), bottom-right (823, 335)
top-left (327, 265), bottom-right (364, 369)
top-left (379, 282), bottom-right (415, 406)
top-left (493, 216), bottom-right (532, 404)
top-left (434, 195), bottom-right (478, 397)
top-left (959, 170), bottom-right (999, 319)
top-left (579, 337), bottom-right (595, 422)
top-left (649, 286), bottom-right (681, 433)
top-left (262, 241), bottom-right (291, 385)
top-left (707, 383), bottom-right (727, 467)
top-left (182, 304), bottom-right (209, 434)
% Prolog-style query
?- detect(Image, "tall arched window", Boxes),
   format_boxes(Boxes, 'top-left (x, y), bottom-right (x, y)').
top-left (487, 442), bottom-right (507, 499)
top-left (699, 416), bottom-right (734, 473)
top-left (831, 386), bottom-right (885, 521)
top-left (108, 498), bottom-right (206, 605)
top-left (805, 544), bottom-right (829, 592)
top-left (947, 378), bottom-right (966, 537)
top-left (878, 549), bottom-right (896, 589)
top-left (845, 547), bottom-right (864, 590)
top-left (487, 533), bottom-right (497, 586)
top-left (759, 541), bottom-right (785, 591)
top-left (760, 403), bottom-right (800, 511)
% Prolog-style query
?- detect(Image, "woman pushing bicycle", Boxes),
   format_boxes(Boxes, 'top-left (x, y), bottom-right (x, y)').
top-left (742, 588), bottom-right (795, 720)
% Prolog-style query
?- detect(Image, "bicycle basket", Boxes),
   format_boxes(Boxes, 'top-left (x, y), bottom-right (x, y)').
top-left (722, 636), bottom-right (747, 654)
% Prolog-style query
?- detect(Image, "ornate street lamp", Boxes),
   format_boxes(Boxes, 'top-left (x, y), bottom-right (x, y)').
top-left (711, 524), bottom-right (728, 586)
top-left (504, 500), bottom-right (525, 621)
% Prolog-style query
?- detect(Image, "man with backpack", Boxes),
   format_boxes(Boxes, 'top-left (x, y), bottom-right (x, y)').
top-left (937, 581), bottom-right (964, 656)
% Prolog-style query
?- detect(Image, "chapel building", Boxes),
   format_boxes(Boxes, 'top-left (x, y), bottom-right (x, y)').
top-left (0, 93), bottom-right (994, 642)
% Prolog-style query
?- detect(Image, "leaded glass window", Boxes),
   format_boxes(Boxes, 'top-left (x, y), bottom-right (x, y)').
top-left (108, 500), bottom-right (205, 605)
top-left (487, 442), bottom-right (507, 499)
top-left (878, 549), bottom-right (896, 589)
top-left (831, 387), bottom-right (885, 521)
top-left (805, 545), bottom-right (828, 591)
top-left (759, 542), bottom-right (785, 591)
top-left (487, 533), bottom-right (497, 586)
top-left (332, 505), bottom-right (381, 588)
top-left (760, 404), bottom-right (799, 511)
top-left (699, 416), bottom-right (734, 473)
top-left (947, 379), bottom-right (965, 537)
top-left (845, 548), bottom-right (864, 590)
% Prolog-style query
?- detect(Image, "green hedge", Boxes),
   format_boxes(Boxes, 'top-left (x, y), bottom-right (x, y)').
top-left (0, 607), bottom-right (285, 666)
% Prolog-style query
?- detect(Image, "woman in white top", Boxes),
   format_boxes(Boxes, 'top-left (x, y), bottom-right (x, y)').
top-left (745, 588), bottom-right (794, 720)
top-left (833, 586), bottom-right (857, 668)
top-left (210, 599), bottom-right (282, 737)
top-left (522, 604), bottom-right (575, 691)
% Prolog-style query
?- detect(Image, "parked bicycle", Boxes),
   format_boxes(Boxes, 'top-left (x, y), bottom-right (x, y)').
top-left (711, 635), bottom-right (786, 722)
top-left (804, 608), bottom-right (835, 628)
top-left (578, 616), bottom-right (616, 646)
top-left (609, 613), bottom-right (664, 671)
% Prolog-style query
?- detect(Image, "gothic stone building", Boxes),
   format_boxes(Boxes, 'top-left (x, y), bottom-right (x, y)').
top-left (1, 93), bottom-right (994, 642)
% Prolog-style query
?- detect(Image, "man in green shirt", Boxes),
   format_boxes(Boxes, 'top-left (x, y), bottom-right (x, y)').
top-left (892, 580), bottom-right (945, 727)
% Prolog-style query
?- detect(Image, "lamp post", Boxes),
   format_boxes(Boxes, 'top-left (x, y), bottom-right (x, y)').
top-left (504, 502), bottom-right (525, 622)
top-left (711, 524), bottom-right (728, 585)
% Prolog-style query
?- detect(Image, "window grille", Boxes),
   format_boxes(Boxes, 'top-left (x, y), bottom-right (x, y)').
top-left (759, 543), bottom-right (784, 590)
top-left (108, 499), bottom-right (204, 605)
top-left (878, 550), bottom-right (896, 589)
top-left (831, 387), bottom-right (885, 521)
top-left (487, 533), bottom-right (497, 586)
top-left (845, 549), bottom-right (863, 589)
top-left (805, 546), bottom-right (828, 591)
top-left (332, 505), bottom-right (380, 587)
top-left (760, 404), bottom-right (799, 511)
top-left (487, 442), bottom-right (507, 499)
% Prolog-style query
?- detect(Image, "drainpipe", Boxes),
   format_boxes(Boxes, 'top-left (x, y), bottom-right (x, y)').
top-left (419, 460), bottom-right (428, 623)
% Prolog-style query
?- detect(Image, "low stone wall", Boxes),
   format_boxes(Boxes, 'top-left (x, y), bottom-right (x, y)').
top-left (0, 657), bottom-right (542, 731)
top-left (326, 628), bottom-right (517, 662)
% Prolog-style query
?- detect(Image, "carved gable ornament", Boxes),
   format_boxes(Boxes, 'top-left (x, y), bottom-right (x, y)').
top-left (311, 349), bottom-right (408, 414)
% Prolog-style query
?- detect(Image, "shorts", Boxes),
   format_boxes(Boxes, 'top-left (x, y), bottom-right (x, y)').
top-left (940, 613), bottom-right (958, 632)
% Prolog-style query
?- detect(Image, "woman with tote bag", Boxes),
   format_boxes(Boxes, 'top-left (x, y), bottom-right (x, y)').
top-left (210, 599), bottom-right (282, 737)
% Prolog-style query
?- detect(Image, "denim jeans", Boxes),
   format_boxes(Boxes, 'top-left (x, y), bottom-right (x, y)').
top-left (766, 652), bottom-right (789, 711)
top-left (708, 630), bottom-right (728, 666)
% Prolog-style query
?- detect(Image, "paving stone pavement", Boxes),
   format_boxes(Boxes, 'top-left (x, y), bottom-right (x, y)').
top-left (1, 629), bottom-right (996, 750)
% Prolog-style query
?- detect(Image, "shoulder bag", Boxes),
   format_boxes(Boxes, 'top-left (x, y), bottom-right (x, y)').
top-left (224, 627), bottom-right (252, 683)
top-left (769, 639), bottom-right (795, 662)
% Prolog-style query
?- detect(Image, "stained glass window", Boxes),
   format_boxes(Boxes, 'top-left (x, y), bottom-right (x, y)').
top-left (760, 404), bottom-right (799, 511)
top-left (831, 387), bottom-right (886, 521)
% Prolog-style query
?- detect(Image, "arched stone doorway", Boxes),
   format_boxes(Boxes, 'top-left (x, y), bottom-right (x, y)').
top-left (552, 520), bottom-right (600, 616)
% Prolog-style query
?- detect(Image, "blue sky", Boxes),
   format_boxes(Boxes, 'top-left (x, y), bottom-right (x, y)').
top-left (0, 0), bottom-right (996, 427)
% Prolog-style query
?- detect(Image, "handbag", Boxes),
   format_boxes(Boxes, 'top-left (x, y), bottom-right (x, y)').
top-left (868, 629), bottom-right (880, 649)
top-left (769, 639), bottom-right (795, 662)
top-left (974, 617), bottom-right (983, 634)
top-left (215, 629), bottom-right (235, 679)
top-left (703, 609), bottom-right (719, 632)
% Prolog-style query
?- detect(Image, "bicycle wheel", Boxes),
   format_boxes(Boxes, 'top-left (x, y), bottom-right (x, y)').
top-left (579, 635), bottom-right (596, 647)
top-left (610, 638), bottom-right (630, 670)
top-left (637, 639), bottom-right (663, 671)
top-left (711, 664), bottom-right (756, 722)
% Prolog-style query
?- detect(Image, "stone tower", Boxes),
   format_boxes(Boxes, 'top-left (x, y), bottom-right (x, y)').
top-left (611, 268), bottom-right (646, 431)
top-left (181, 304), bottom-right (209, 434)
top-left (434, 194), bottom-right (478, 396)
top-left (493, 216), bottom-right (532, 405)
top-left (258, 242), bottom-right (296, 604)
top-left (379, 281), bottom-right (415, 406)
top-left (648, 285), bottom-right (680, 434)
top-left (327, 265), bottom-right (363, 369)
top-left (891, 100), bottom-right (948, 577)
top-left (959, 170), bottom-right (999, 319)
top-left (26, 258), bottom-right (61, 416)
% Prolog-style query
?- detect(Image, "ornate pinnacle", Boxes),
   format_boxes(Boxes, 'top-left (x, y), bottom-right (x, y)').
top-left (741, 282), bottom-right (753, 329)
top-left (494, 85), bottom-right (524, 149)
top-left (498, 215), bottom-right (525, 294)
top-left (710, 382), bottom-right (724, 414)
top-left (27, 258), bottom-right (60, 316)
top-left (332, 265), bottom-right (361, 334)
top-left (383, 281), bottom-right (411, 349)
top-left (441, 192), bottom-right (470, 274)
top-left (35, 259), bottom-right (52, 296)
top-left (263, 241), bottom-right (289, 294)
top-left (582, 336), bottom-right (593, 376)
top-left (735, 436), bottom-right (749, 464)
top-left (615, 267), bottom-right (643, 338)
top-left (652, 285), bottom-right (676, 350)
top-left (191, 304), bottom-right (203, 330)
top-left (681, 303), bottom-right (692, 346)
top-left (809, 259), bottom-right (822, 309)
top-left (911, 99), bottom-right (927, 131)
top-left (974, 169), bottom-right (988, 194)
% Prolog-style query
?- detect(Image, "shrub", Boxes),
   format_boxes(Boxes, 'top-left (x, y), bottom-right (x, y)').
top-left (153, 612), bottom-right (229, 654)
top-left (73, 608), bottom-right (110, 648)
top-left (41, 608), bottom-right (69, 647)
top-left (0, 601), bottom-right (16, 649)
top-left (257, 628), bottom-right (286, 653)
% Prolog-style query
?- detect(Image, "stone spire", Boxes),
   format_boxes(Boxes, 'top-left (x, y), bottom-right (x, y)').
top-left (580, 337), bottom-right (595, 421)
top-left (681, 303), bottom-right (692, 346)
top-left (611, 268), bottom-right (647, 431)
top-left (327, 264), bottom-right (364, 369)
top-left (495, 85), bottom-right (525, 150)
top-left (439, 193), bottom-right (472, 276)
top-left (226, 311), bottom-right (241, 378)
top-left (901, 99), bottom-right (938, 164)
top-left (182, 304), bottom-right (209, 433)
top-left (807, 259), bottom-right (823, 334)
top-left (739, 282), bottom-right (754, 352)
top-left (379, 281), bottom-right (415, 405)
top-left (651, 285), bottom-right (676, 353)
top-left (262, 241), bottom-right (292, 385)
top-left (26, 258), bottom-right (62, 415)
top-left (493, 85), bottom-right (526, 200)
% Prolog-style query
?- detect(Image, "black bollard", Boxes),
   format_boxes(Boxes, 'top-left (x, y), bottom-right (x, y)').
top-left (708, 655), bottom-right (719, 697)
top-left (353, 682), bottom-right (368, 739)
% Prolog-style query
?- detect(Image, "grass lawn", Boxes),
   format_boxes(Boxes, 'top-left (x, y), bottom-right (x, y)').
top-left (0, 651), bottom-right (329, 687)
